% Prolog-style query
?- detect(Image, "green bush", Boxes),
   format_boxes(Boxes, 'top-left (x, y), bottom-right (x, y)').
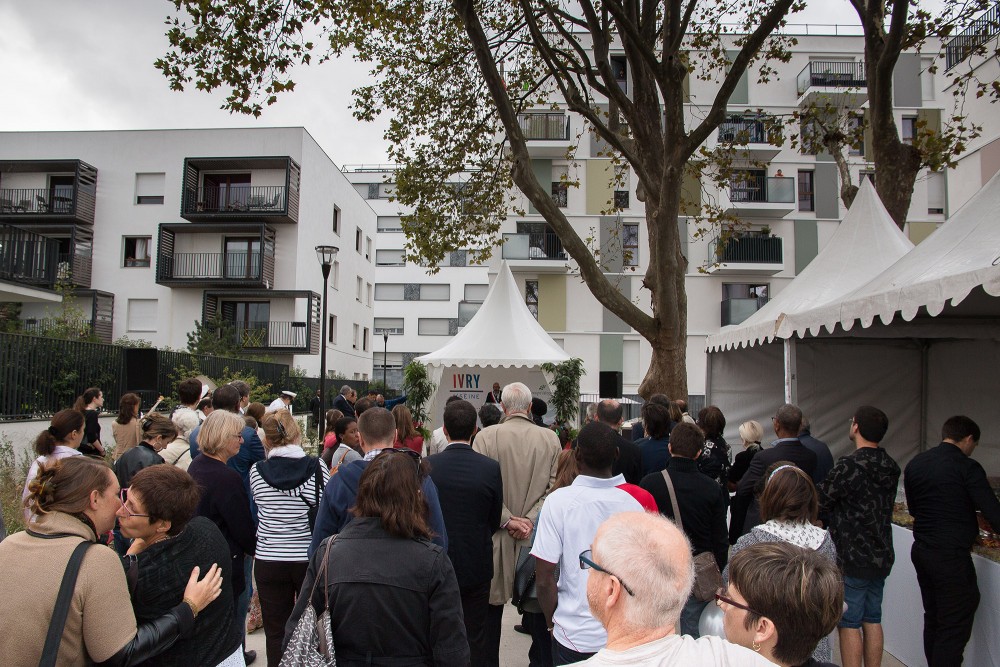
top-left (0, 435), bottom-right (32, 536)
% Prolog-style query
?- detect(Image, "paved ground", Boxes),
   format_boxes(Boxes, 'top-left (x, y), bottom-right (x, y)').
top-left (247, 602), bottom-right (909, 665)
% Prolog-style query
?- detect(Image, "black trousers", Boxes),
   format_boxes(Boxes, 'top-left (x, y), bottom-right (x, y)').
top-left (460, 583), bottom-right (491, 666)
top-left (484, 603), bottom-right (505, 667)
top-left (523, 611), bottom-right (553, 667)
top-left (255, 558), bottom-right (309, 667)
top-left (912, 543), bottom-right (981, 667)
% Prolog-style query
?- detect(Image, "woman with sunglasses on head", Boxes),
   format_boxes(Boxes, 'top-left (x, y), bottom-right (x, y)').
top-left (113, 413), bottom-right (177, 489)
top-left (719, 542), bottom-right (843, 667)
top-left (0, 456), bottom-right (222, 667)
top-left (285, 449), bottom-right (469, 665)
top-left (724, 461), bottom-right (837, 662)
top-left (118, 465), bottom-right (243, 666)
top-left (250, 409), bottom-right (330, 667)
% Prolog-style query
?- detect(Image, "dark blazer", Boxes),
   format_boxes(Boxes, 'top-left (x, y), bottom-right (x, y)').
top-left (734, 439), bottom-right (817, 538)
top-left (610, 431), bottom-right (642, 484)
top-left (799, 430), bottom-right (835, 484)
top-left (427, 443), bottom-right (503, 589)
top-left (331, 394), bottom-right (357, 419)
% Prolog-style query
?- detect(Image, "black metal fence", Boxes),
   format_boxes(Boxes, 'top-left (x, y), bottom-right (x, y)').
top-left (945, 2), bottom-right (1000, 71)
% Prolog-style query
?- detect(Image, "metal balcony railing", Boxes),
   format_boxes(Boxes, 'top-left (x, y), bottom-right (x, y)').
top-left (718, 116), bottom-right (781, 144)
top-left (0, 188), bottom-right (76, 215)
top-left (946, 2), bottom-right (1000, 70)
top-left (184, 185), bottom-right (286, 214)
top-left (161, 252), bottom-right (264, 280)
top-left (502, 232), bottom-right (567, 260)
top-left (721, 296), bottom-right (769, 326)
top-left (796, 61), bottom-right (866, 95)
top-left (0, 224), bottom-right (60, 287)
top-left (517, 113), bottom-right (570, 140)
top-left (729, 173), bottom-right (795, 204)
top-left (216, 320), bottom-right (309, 350)
top-left (712, 234), bottom-right (784, 264)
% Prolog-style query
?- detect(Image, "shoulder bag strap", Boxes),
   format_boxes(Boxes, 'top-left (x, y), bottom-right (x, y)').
top-left (39, 540), bottom-right (93, 667)
top-left (310, 535), bottom-right (337, 611)
top-left (660, 470), bottom-right (684, 532)
top-left (313, 458), bottom-right (323, 506)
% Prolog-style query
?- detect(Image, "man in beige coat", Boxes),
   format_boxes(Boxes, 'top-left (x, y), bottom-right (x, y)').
top-left (474, 381), bottom-right (561, 666)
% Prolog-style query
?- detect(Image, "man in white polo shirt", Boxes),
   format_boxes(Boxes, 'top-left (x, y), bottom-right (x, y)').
top-left (532, 421), bottom-right (650, 664)
top-left (266, 390), bottom-right (296, 414)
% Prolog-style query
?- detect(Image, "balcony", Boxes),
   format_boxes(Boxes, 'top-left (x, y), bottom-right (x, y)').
top-left (721, 296), bottom-right (769, 326)
top-left (7, 222), bottom-right (93, 289)
top-left (502, 231), bottom-right (569, 272)
top-left (0, 223), bottom-right (61, 302)
top-left (0, 160), bottom-right (98, 226)
top-left (156, 223), bottom-right (275, 288)
top-left (945, 2), bottom-right (1000, 71)
top-left (717, 115), bottom-right (783, 161)
top-left (202, 289), bottom-right (320, 354)
top-left (517, 112), bottom-right (571, 157)
top-left (796, 61), bottom-right (867, 106)
top-left (18, 290), bottom-right (114, 343)
top-left (180, 157), bottom-right (300, 224)
top-left (705, 234), bottom-right (784, 276)
top-left (724, 172), bottom-right (796, 218)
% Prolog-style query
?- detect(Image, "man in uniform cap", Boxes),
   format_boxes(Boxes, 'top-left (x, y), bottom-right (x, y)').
top-left (267, 390), bottom-right (296, 414)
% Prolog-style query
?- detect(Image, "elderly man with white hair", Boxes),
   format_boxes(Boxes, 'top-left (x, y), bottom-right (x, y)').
top-left (580, 512), bottom-right (773, 666)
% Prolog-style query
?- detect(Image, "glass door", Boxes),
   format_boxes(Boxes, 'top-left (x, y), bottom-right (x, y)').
top-left (224, 238), bottom-right (261, 279)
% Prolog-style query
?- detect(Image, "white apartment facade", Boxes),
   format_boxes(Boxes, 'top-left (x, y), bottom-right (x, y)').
top-left (0, 128), bottom-right (376, 378)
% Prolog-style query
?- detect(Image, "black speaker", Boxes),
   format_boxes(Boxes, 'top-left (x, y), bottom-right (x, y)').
top-left (125, 348), bottom-right (159, 392)
top-left (599, 371), bottom-right (623, 398)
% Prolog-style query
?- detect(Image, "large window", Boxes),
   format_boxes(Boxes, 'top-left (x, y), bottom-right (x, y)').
top-left (525, 280), bottom-right (539, 319)
top-left (376, 249), bottom-right (405, 266)
top-left (377, 216), bottom-right (403, 232)
top-left (418, 318), bottom-right (451, 335)
top-left (374, 317), bottom-right (404, 335)
top-left (464, 284), bottom-right (489, 302)
top-left (623, 224), bottom-right (639, 267)
top-left (375, 283), bottom-right (405, 300)
top-left (798, 170), bottom-right (815, 212)
top-left (224, 238), bottom-right (261, 279)
top-left (901, 116), bottom-right (917, 144)
top-left (127, 299), bottom-right (158, 332)
top-left (420, 284), bottom-right (450, 300)
top-left (202, 172), bottom-right (251, 210)
top-left (122, 236), bottom-right (151, 268)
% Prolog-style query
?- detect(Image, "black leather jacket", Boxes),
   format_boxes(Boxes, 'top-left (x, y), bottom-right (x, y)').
top-left (96, 603), bottom-right (194, 666)
top-left (113, 442), bottom-right (164, 488)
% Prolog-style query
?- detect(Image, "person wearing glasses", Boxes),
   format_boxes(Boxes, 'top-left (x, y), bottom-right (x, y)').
top-left (308, 407), bottom-right (448, 555)
top-left (285, 448), bottom-right (469, 665)
top-left (0, 456), bottom-right (223, 667)
top-left (721, 542), bottom-right (843, 667)
top-left (117, 465), bottom-right (242, 666)
top-left (187, 409), bottom-right (258, 663)
top-left (531, 421), bottom-right (651, 665)
top-left (577, 511), bottom-right (771, 666)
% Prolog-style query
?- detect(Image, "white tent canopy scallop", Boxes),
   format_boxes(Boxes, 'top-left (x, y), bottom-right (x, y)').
top-left (706, 179), bottom-right (913, 352)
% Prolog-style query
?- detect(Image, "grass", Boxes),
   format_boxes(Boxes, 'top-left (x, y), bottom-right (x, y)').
top-left (0, 435), bottom-right (32, 536)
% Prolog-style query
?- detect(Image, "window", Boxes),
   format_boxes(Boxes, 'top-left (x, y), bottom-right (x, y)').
top-left (201, 172), bottom-right (251, 210)
top-left (614, 190), bottom-right (630, 209)
top-left (332, 261), bottom-right (340, 290)
top-left (848, 114), bottom-right (865, 157)
top-left (328, 314), bottom-right (337, 344)
top-left (134, 173), bottom-right (165, 205)
top-left (376, 249), bottom-right (405, 266)
top-left (623, 224), bottom-right (639, 267)
top-left (332, 206), bottom-right (341, 234)
top-left (122, 236), bottom-right (151, 267)
top-left (921, 58), bottom-right (935, 101)
top-left (366, 183), bottom-right (394, 199)
top-left (798, 170), bottom-right (815, 212)
top-left (610, 55), bottom-right (628, 92)
top-left (464, 284), bottom-right (489, 302)
top-left (419, 284), bottom-right (450, 301)
top-left (375, 283), bottom-right (405, 300)
top-left (375, 352), bottom-right (404, 370)
top-left (356, 228), bottom-right (363, 253)
top-left (901, 116), bottom-right (917, 144)
top-left (928, 171), bottom-right (946, 214)
top-left (418, 318), bottom-right (451, 335)
top-left (525, 280), bottom-right (539, 319)
top-left (224, 238), bottom-right (262, 279)
top-left (377, 216), bottom-right (403, 232)
top-left (356, 276), bottom-right (363, 302)
top-left (860, 171), bottom-right (875, 185)
top-left (374, 317), bottom-right (404, 335)
top-left (551, 182), bottom-right (568, 208)
top-left (722, 283), bottom-right (769, 326)
top-left (363, 327), bottom-right (370, 352)
top-left (458, 301), bottom-right (482, 326)
top-left (353, 323), bottom-right (360, 349)
top-left (367, 283), bottom-right (373, 306)
top-left (366, 237), bottom-right (373, 261)
top-left (367, 183), bottom-right (379, 200)
top-left (126, 299), bottom-right (157, 332)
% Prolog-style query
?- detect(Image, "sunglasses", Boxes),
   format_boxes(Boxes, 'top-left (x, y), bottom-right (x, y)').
top-left (119, 488), bottom-right (150, 518)
top-left (714, 588), bottom-right (761, 616)
top-left (377, 448), bottom-right (422, 463)
top-left (579, 549), bottom-right (635, 596)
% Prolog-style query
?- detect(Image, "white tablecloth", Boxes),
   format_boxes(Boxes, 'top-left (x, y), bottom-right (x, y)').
top-left (884, 524), bottom-right (1000, 666)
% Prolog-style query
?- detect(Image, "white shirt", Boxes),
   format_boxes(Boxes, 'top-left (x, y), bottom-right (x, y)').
top-left (531, 474), bottom-right (644, 653)
top-left (424, 426), bottom-right (449, 457)
top-left (579, 634), bottom-right (775, 666)
top-left (267, 398), bottom-right (292, 414)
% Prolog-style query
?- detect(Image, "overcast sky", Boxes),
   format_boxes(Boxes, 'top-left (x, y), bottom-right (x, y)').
top-left (0, 1), bottom-right (867, 167)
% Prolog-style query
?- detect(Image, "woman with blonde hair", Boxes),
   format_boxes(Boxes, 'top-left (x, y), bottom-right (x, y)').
top-left (392, 403), bottom-right (424, 454)
top-left (729, 419), bottom-right (765, 542)
top-left (0, 456), bottom-right (222, 666)
top-left (112, 393), bottom-right (143, 461)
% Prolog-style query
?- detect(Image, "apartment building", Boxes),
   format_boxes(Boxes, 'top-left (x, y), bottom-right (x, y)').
top-left (0, 128), bottom-right (376, 378)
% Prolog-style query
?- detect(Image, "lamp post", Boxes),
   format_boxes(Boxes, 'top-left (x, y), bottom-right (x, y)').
top-left (382, 330), bottom-right (389, 392)
top-left (315, 245), bottom-right (338, 438)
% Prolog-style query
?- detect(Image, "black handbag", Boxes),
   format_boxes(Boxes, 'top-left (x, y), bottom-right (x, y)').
top-left (511, 527), bottom-right (559, 614)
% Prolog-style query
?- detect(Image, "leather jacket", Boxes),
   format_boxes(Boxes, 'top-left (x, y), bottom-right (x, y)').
top-left (112, 442), bottom-right (164, 488)
top-left (97, 603), bottom-right (195, 666)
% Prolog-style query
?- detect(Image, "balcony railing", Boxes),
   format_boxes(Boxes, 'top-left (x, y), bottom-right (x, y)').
top-left (0, 188), bottom-right (76, 215)
top-left (722, 296), bottom-right (769, 326)
top-left (946, 2), bottom-right (1000, 70)
top-left (729, 173), bottom-right (795, 204)
top-left (161, 252), bottom-right (264, 281)
top-left (0, 224), bottom-right (60, 287)
top-left (183, 185), bottom-right (286, 214)
top-left (718, 116), bottom-right (781, 144)
top-left (502, 232), bottom-right (567, 260)
top-left (517, 113), bottom-right (570, 140)
top-left (713, 234), bottom-right (784, 264)
top-left (216, 320), bottom-right (309, 350)
top-left (796, 61), bottom-right (866, 96)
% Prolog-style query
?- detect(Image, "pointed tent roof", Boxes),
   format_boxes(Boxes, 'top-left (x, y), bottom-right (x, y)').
top-left (784, 168), bottom-right (1000, 336)
top-left (707, 179), bottom-right (913, 351)
top-left (416, 261), bottom-right (570, 368)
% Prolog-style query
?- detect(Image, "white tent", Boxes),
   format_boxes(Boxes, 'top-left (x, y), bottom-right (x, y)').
top-left (707, 171), bottom-right (1000, 471)
top-left (415, 261), bottom-right (570, 426)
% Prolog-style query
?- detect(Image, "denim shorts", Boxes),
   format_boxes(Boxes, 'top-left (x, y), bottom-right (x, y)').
top-left (839, 575), bottom-right (886, 628)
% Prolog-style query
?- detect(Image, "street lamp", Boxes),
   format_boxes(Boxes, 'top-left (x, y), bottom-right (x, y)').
top-left (382, 330), bottom-right (389, 392)
top-left (315, 244), bottom-right (339, 437)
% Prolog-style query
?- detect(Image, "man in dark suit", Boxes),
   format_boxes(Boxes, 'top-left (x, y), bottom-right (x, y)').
top-left (427, 399), bottom-right (503, 666)
top-left (485, 382), bottom-right (503, 404)
top-left (799, 415), bottom-right (835, 484)
top-left (595, 399), bottom-right (642, 484)
top-left (331, 384), bottom-right (357, 419)
top-left (734, 403), bottom-right (817, 537)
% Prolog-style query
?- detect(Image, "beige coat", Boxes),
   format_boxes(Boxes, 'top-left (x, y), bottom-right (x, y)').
top-left (0, 512), bottom-right (137, 666)
top-left (473, 414), bottom-right (561, 605)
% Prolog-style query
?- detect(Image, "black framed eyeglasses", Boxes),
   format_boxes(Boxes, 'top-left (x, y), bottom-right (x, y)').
top-left (579, 549), bottom-right (635, 596)
top-left (119, 488), bottom-right (150, 518)
top-left (714, 588), bottom-right (761, 616)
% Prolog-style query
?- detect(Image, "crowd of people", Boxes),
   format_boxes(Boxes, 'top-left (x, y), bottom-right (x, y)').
top-left (0, 379), bottom-right (997, 667)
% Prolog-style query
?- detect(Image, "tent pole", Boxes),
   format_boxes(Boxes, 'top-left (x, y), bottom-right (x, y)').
top-left (783, 338), bottom-right (798, 405)
top-left (919, 341), bottom-right (929, 453)
top-left (705, 351), bottom-right (714, 406)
